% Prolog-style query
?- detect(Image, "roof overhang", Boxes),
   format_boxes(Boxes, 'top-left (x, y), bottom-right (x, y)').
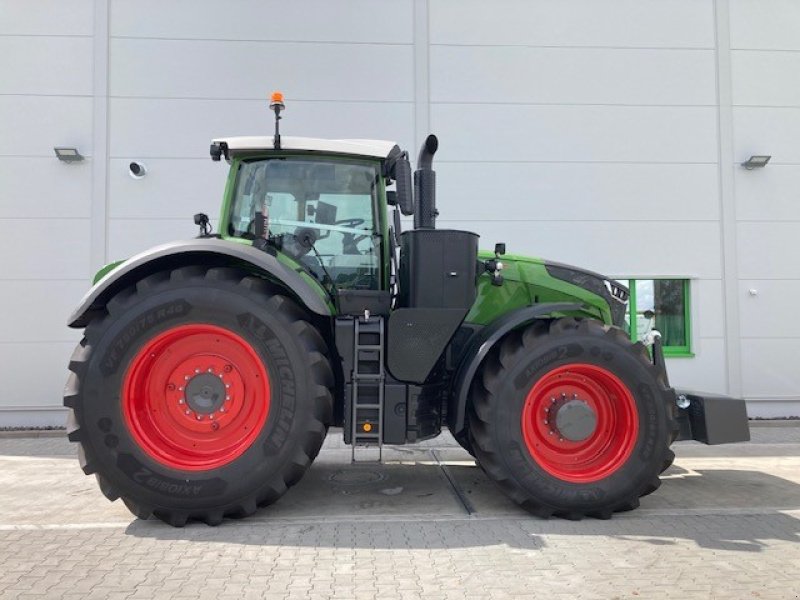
top-left (211, 136), bottom-right (398, 160)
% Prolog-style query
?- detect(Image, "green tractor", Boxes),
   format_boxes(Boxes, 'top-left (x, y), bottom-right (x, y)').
top-left (65, 94), bottom-right (749, 526)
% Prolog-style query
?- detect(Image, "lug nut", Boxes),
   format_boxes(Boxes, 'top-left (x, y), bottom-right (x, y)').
top-left (178, 399), bottom-right (185, 405)
top-left (184, 375), bottom-right (190, 381)
top-left (178, 386), bottom-right (184, 391)
top-left (195, 369), bottom-right (200, 374)
top-left (196, 415), bottom-right (202, 421)
top-left (225, 395), bottom-right (230, 401)
top-left (185, 409), bottom-right (191, 415)
top-left (219, 407), bottom-right (225, 413)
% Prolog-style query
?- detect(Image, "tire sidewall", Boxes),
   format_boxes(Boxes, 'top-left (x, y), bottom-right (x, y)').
top-left (79, 279), bottom-right (323, 511)
top-left (489, 330), bottom-right (670, 509)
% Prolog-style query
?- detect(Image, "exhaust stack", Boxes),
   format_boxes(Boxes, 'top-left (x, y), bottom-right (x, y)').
top-left (413, 134), bottom-right (438, 229)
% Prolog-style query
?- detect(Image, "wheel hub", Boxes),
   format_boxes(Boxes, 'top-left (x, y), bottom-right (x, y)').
top-left (184, 373), bottom-right (226, 414)
top-left (553, 398), bottom-right (597, 442)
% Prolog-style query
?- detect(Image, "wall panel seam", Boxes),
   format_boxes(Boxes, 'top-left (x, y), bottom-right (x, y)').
top-left (713, 0), bottom-right (742, 396)
top-left (90, 0), bottom-right (110, 273)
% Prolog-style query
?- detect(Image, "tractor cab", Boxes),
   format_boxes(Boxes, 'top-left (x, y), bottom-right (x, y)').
top-left (219, 145), bottom-right (386, 291)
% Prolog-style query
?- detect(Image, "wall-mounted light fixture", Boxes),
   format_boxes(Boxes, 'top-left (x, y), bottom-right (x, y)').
top-left (53, 147), bottom-right (84, 163)
top-left (741, 155), bottom-right (771, 170)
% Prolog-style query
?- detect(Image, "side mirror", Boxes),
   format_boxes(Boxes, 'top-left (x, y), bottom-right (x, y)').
top-left (393, 154), bottom-right (414, 216)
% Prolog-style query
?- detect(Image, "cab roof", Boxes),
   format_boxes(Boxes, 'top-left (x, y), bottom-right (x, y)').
top-left (211, 136), bottom-right (398, 160)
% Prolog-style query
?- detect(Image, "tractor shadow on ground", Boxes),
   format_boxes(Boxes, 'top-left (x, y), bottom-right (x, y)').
top-left (125, 458), bottom-right (800, 554)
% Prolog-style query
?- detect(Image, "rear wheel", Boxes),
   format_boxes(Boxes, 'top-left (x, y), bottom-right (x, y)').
top-left (467, 318), bottom-right (676, 519)
top-left (64, 266), bottom-right (333, 526)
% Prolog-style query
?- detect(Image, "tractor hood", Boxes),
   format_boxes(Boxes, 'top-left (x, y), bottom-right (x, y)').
top-left (467, 251), bottom-right (629, 328)
top-left (541, 259), bottom-right (629, 325)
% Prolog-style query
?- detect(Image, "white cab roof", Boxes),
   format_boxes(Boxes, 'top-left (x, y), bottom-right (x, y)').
top-left (212, 136), bottom-right (397, 159)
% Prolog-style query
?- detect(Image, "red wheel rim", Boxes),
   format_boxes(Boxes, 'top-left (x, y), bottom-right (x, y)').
top-left (521, 363), bottom-right (638, 483)
top-left (122, 324), bottom-right (270, 471)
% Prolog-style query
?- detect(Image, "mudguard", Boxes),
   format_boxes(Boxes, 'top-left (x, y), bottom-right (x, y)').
top-left (67, 238), bottom-right (332, 328)
top-left (447, 302), bottom-right (583, 437)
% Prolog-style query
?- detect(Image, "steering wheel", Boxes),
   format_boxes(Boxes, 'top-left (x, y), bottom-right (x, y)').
top-left (332, 218), bottom-right (368, 254)
top-left (334, 218), bottom-right (365, 229)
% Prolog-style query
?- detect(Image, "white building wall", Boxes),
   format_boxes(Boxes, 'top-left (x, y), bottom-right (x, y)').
top-left (730, 0), bottom-right (800, 417)
top-left (0, 0), bottom-right (94, 426)
top-left (428, 0), bottom-right (727, 397)
top-left (105, 0), bottom-right (416, 260)
top-left (0, 0), bottom-right (797, 425)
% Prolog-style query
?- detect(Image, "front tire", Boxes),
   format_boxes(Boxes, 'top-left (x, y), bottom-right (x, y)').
top-left (64, 266), bottom-right (333, 526)
top-left (467, 318), bottom-right (676, 519)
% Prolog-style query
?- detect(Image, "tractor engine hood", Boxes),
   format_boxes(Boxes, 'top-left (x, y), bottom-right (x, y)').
top-left (543, 260), bottom-right (629, 327)
top-left (476, 251), bottom-right (630, 328)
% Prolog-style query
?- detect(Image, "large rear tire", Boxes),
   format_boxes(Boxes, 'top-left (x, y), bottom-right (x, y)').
top-left (64, 266), bottom-right (333, 526)
top-left (467, 318), bottom-right (676, 519)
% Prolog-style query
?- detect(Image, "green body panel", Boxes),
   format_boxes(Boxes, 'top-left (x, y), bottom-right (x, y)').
top-left (93, 260), bottom-right (125, 284)
top-left (465, 251), bottom-right (612, 326)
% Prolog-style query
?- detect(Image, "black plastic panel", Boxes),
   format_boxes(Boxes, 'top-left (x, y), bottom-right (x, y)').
top-left (398, 229), bottom-right (479, 309)
top-left (337, 290), bottom-right (391, 316)
top-left (387, 307), bottom-right (467, 383)
top-left (383, 384), bottom-right (408, 444)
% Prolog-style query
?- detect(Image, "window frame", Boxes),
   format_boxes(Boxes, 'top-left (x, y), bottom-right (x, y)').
top-left (626, 278), bottom-right (693, 358)
top-left (222, 153), bottom-right (388, 291)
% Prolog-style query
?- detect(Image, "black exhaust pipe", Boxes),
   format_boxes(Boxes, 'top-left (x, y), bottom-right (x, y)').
top-left (413, 134), bottom-right (438, 229)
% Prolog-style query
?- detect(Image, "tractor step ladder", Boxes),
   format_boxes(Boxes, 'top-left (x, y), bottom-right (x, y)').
top-left (350, 315), bottom-right (384, 463)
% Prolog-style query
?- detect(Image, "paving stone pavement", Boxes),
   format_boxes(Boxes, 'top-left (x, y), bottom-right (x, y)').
top-left (0, 425), bottom-right (799, 599)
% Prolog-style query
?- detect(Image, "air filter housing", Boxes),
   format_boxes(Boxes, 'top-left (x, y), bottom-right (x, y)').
top-left (398, 229), bottom-right (479, 310)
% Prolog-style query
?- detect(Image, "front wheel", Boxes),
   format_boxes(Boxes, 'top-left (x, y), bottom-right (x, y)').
top-left (467, 318), bottom-right (676, 519)
top-left (64, 266), bottom-right (333, 526)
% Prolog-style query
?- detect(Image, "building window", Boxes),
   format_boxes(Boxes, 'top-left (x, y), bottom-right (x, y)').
top-left (624, 279), bottom-right (692, 357)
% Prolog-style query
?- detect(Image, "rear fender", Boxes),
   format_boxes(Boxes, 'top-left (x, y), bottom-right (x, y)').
top-left (447, 302), bottom-right (583, 437)
top-left (68, 238), bottom-right (333, 328)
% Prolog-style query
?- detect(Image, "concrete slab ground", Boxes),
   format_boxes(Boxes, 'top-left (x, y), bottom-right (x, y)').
top-left (0, 425), bottom-right (799, 599)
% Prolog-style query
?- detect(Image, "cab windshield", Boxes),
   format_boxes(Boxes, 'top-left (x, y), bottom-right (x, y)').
top-left (228, 157), bottom-right (381, 290)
